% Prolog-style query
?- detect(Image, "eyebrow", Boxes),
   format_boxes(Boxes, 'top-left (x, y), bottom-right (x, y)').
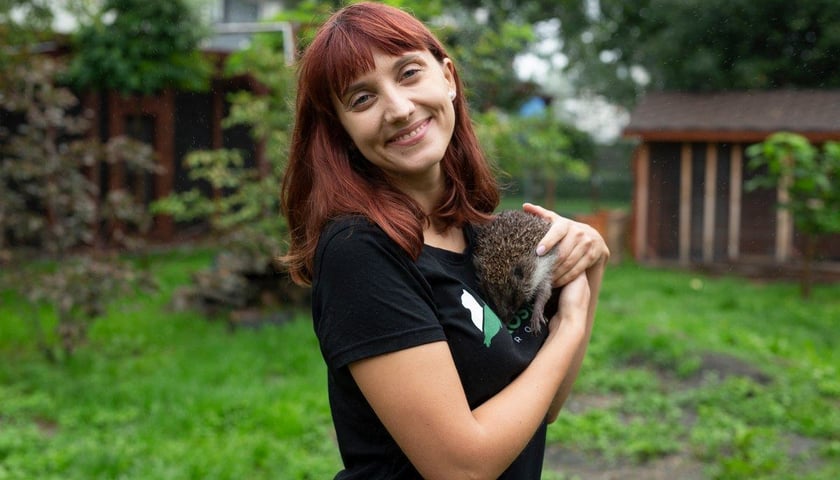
top-left (341, 53), bottom-right (424, 100)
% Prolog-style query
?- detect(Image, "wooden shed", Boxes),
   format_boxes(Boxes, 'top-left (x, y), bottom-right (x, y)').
top-left (623, 90), bottom-right (840, 277)
top-left (80, 60), bottom-right (267, 241)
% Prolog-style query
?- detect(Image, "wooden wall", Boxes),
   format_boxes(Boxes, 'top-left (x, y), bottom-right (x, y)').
top-left (633, 140), bottom-right (840, 267)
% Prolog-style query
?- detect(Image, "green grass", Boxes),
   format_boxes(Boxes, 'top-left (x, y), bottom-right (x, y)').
top-left (1, 251), bottom-right (839, 479)
top-left (548, 265), bottom-right (840, 479)
top-left (497, 195), bottom-right (629, 217)
top-left (0, 248), bottom-right (340, 479)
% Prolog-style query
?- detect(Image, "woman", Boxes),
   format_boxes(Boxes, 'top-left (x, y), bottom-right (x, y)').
top-left (281, 3), bottom-right (608, 479)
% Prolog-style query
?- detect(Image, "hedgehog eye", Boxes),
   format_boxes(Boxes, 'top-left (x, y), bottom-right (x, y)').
top-left (512, 265), bottom-right (524, 279)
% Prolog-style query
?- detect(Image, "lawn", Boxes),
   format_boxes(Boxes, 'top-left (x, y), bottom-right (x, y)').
top-left (1, 247), bottom-right (838, 479)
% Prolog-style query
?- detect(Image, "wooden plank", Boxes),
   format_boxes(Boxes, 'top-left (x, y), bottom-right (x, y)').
top-left (776, 155), bottom-right (793, 262)
top-left (679, 143), bottom-right (692, 265)
top-left (212, 80), bottom-right (224, 150)
top-left (703, 143), bottom-right (717, 262)
top-left (633, 144), bottom-right (650, 260)
top-left (154, 89), bottom-right (175, 239)
top-left (728, 144), bottom-right (742, 260)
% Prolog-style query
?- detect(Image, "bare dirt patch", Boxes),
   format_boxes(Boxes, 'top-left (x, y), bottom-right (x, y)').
top-left (545, 447), bottom-right (707, 480)
top-left (543, 351), bottom-right (777, 479)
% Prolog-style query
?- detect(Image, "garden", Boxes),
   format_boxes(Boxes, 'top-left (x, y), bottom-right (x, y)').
top-left (2, 248), bottom-right (839, 479)
top-left (2, 1), bottom-right (840, 479)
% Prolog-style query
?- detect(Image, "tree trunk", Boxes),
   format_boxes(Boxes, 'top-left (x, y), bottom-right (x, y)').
top-left (801, 233), bottom-right (816, 299)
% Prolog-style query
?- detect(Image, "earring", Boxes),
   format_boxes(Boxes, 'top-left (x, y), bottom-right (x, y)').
top-left (448, 90), bottom-right (456, 101)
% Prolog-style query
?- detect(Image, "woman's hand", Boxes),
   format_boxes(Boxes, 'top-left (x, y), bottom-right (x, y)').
top-left (523, 203), bottom-right (610, 287)
top-left (546, 272), bottom-right (591, 338)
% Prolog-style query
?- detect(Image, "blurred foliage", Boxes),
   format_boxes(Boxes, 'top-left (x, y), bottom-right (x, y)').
top-left (0, 56), bottom-right (158, 360)
top-left (475, 110), bottom-right (593, 209)
top-left (434, 7), bottom-right (536, 112)
top-left (63, 0), bottom-right (212, 94)
top-left (553, 0), bottom-right (840, 107)
top-left (151, 26), bottom-right (301, 314)
top-left (746, 132), bottom-right (840, 298)
top-left (0, 0), bottom-right (55, 91)
top-left (0, 0), bottom-right (54, 42)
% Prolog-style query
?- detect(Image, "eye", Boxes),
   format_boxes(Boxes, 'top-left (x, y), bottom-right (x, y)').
top-left (400, 66), bottom-right (422, 82)
top-left (512, 265), bottom-right (524, 279)
top-left (349, 93), bottom-right (374, 110)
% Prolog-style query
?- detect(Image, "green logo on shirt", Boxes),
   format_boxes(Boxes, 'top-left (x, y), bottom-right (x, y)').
top-left (460, 290), bottom-right (502, 347)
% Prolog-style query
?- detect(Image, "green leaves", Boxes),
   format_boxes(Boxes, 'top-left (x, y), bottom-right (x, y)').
top-left (475, 110), bottom-right (593, 209)
top-left (439, 9), bottom-right (535, 112)
top-left (150, 33), bottom-right (295, 310)
top-left (64, 0), bottom-right (212, 94)
top-left (745, 132), bottom-right (840, 236)
top-left (1, 56), bottom-right (159, 359)
top-left (555, 0), bottom-right (840, 107)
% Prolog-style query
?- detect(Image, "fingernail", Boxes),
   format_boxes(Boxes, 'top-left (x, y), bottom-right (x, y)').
top-left (536, 244), bottom-right (546, 256)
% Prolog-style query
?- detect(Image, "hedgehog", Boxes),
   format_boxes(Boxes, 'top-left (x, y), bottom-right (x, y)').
top-left (473, 210), bottom-right (559, 333)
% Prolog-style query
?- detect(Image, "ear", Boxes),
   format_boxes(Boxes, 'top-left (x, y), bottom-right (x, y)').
top-left (442, 57), bottom-right (457, 97)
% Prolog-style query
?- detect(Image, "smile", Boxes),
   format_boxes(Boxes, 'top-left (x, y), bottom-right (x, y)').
top-left (388, 119), bottom-right (431, 146)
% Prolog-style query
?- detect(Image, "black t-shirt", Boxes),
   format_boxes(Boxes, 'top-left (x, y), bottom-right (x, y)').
top-left (312, 216), bottom-right (548, 479)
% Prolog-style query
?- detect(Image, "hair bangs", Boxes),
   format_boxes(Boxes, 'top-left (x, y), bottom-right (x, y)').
top-left (305, 3), bottom-right (443, 107)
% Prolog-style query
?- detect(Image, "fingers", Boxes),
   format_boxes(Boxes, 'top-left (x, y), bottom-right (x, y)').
top-left (522, 203), bottom-right (569, 257)
top-left (522, 203), bottom-right (610, 287)
top-left (552, 223), bottom-right (606, 286)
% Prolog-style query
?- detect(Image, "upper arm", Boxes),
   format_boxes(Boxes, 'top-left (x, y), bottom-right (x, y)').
top-left (349, 341), bottom-right (483, 479)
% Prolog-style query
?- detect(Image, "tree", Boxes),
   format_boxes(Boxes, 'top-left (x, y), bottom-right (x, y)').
top-left (475, 110), bottom-right (592, 210)
top-left (63, 0), bottom-right (212, 95)
top-left (437, 7), bottom-right (536, 112)
top-left (151, 24), bottom-right (304, 319)
top-left (0, 56), bottom-right (158, 360)
top-left (0, 0), bottom-right (55, 90)
top-left (745, 133), bottom-right (840, 299)
top-left (553, 0), bottom-right (840, 107)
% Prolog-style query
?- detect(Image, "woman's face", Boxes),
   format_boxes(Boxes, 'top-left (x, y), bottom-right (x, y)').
top-left (332, 49), bottom-right (457, 189)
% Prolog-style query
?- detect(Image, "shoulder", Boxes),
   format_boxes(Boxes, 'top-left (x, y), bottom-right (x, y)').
top-left (317, 215), bottom-right (398, 258)
top-left (314, 215), bottom-right (413, 281)
top-left (319, 215), bottom-right (381, 245)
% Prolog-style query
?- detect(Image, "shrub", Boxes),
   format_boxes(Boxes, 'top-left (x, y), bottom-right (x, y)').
top-left (0, 56), bottom-right (158, 360)
top-left (151, 27), bottom-right (303, 319)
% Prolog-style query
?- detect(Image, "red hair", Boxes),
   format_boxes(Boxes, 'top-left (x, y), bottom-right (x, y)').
top-left (281, 2), bottom-right (499, 285)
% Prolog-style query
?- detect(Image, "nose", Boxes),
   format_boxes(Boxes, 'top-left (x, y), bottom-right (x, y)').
top-left (382, 88), bottom-right (415, 124)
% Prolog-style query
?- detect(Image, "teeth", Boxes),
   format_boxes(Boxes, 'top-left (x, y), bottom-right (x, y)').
top-left (393, 123), bottom-right (424, 142)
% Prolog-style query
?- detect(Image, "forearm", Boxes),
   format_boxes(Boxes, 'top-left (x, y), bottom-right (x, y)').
top-left (546, 259), bottom-right (605, 421)
top-left (456, 315), bottom-right (588, 479)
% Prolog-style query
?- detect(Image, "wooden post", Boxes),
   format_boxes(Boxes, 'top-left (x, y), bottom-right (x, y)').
top-left (679, 143), bottom-right (692, 265)
top-left (728, 144), bottom-right (742, 260)
top-left (154, 89), bottom-right (175, 239)
top-left (212, 80), bottom-right (224, 150)
top-left (776, 154), bottom-right (794, 262)
top-left (107, 91), bottom-right (126, 240)
top-left (107, 89), bottom-right (175, 240)
top-left (633, 144), bottom-right (650, 260)
top-left (107, 91), bottom-right (126, 192)
top-left (82, 91), bottom-right (103, 247)
top-left (703, 143), bottom-right (717, 262)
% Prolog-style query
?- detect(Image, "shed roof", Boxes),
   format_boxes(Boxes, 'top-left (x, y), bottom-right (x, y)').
top-left (623, 90), bottom-right (840, 142)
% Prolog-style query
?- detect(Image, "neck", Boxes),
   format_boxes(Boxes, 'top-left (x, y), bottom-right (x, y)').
top-left (423, 222), bottom-right (465, 253)
top-left (392, 168), bottom-right (446, 217)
